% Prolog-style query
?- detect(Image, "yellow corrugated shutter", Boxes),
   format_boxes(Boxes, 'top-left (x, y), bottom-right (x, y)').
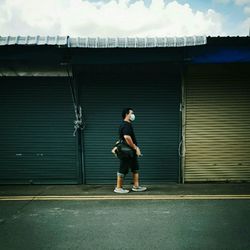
top-left (184, 64), bottom-right (250, 182)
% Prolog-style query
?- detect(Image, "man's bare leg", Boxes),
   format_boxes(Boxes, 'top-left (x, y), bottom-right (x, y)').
top-left (116, 175), bottom-right (123, 189)
top-left (114, 173), bottom-right (129, 193)
top-left (133, 172), bottom-right (139, 187)
top-left (131, 172), bottom-right (147, 192)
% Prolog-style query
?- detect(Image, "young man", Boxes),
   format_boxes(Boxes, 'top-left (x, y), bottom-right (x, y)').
top-left (112, 108), bottom-right (147, 194)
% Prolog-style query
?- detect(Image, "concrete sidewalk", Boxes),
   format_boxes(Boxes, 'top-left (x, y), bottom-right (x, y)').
top-left (0, 183), bottom-right (250, 196)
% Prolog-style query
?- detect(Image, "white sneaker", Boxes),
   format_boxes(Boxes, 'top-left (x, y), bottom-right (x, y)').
top-left (114, 187), bottom-right (130, 194)
top-left (132, 186), bottom-right (147, 192)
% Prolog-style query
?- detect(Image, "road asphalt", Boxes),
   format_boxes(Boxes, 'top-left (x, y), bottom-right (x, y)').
top-left (0, 183), bottom-right (250, 250)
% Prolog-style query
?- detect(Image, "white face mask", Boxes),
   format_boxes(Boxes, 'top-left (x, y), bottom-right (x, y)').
top-left (130, 114), bottom-right (135, 122)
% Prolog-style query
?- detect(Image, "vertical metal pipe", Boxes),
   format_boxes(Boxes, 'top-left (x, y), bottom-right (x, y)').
top-left (67, 65), bottom-right (86, 184)
top-left (180, 64), bottom-right (187, 184)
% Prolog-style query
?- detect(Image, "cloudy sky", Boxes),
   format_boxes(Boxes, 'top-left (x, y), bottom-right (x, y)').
top-left (0, 0), bottom-right (249, 37)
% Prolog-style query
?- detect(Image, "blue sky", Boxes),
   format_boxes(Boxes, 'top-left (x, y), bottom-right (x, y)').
top-left (178, 0), bottom-right (248, 34)
top-left (181, 1), bottom-right (245, 22)
top-left (0, 0), bottom-right (249, 37)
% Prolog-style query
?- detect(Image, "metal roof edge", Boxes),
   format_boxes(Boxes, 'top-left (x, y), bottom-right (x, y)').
top-left (0, 35), bottom-right (207, 48)
top-left (68, 36), bottom-right (207, 48)
top-left (0, 36), bottom-right (68, 46)
top-left (1, 35), bottom-right (249, 48)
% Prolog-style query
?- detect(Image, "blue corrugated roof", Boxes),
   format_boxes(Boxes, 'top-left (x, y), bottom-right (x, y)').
top-left (0, 35), bottom-right (207, 47)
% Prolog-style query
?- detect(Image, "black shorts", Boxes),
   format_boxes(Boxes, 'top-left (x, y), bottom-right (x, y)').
top-left (118, 156), bottom-right (139, 176)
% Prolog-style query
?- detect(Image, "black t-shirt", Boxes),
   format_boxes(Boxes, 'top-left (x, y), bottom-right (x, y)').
top-left (119, 121), bottom-right (138, 146)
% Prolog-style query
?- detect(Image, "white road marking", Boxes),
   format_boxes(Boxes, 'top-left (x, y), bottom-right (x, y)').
top-left (0, 195), bottom-right (250, 201)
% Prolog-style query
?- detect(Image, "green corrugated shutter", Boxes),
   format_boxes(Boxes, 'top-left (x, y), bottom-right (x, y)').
top-left (79, 66), bottom-right (181, 184)
top-left (184, 64), bottom-right (250, 182)
top-left (0, 77), bottom-right (80, 184)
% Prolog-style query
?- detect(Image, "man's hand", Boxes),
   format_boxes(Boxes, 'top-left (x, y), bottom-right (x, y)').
top-left (135, 146), bottom-right (142, 157)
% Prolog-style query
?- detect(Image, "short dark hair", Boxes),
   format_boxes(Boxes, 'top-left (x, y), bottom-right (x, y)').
top-left (122, 108), bottom-right (133, 119)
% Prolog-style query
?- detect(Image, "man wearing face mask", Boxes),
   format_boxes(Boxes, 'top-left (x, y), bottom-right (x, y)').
top-left (112, 108), bottom-right (147, 194)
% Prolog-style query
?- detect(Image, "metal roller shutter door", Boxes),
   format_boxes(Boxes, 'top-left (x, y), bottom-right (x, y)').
top-left (184, 64), bottom-right (250, 182)
top-left (0, 77), bottom-right (80, 184)
top-left (79, 66), bottom-right (181, 184)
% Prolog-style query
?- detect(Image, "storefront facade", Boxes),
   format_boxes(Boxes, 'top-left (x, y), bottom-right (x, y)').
top-left (0, 36), bottom-right (249, 184)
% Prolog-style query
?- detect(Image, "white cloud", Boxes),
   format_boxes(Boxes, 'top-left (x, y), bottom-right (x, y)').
top-left (0, 0), bottom-right (237, 37)
top-left (244, 5), bottom-right (250, 14)
top-left (234, 0), bottom-right (250, 5)
top-left (238, 17), bottom-right (250, 34)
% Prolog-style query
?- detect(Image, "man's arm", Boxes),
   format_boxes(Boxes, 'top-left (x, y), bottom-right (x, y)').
top-left (124, 135), bottom-right (141, 156)
top-left (124, 135), bottom-right (137, 150)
